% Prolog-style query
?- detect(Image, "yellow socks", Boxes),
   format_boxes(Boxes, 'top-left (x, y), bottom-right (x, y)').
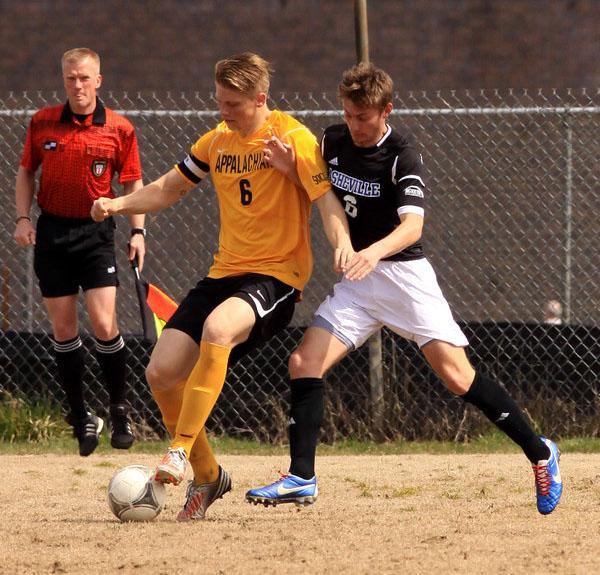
top-left (189, 428), bottom-right (219, 483)
top-left (152, 341), bottom-right (230, 483)
top-left (171, 340), bottom-right (231, 457)
top-left (152, 380), bottom-right (218, 483)
top-left (152, 380), bottom-right (185, 438)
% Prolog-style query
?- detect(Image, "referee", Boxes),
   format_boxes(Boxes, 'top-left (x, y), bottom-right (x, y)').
top-left (13, 48), bottom-right (145, 456)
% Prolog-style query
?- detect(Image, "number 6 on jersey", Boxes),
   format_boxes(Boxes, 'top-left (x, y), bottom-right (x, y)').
top-left (240, 178), bottom-right (252, 205)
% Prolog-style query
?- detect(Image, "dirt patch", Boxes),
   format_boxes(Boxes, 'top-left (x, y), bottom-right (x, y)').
top-left (0, 452), bottom-right (597, 574)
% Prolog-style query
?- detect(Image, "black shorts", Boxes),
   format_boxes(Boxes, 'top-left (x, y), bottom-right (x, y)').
top-left (34, 213), bottom-right (119, 298)
top-left (165, 273), bottom-right (298, 364)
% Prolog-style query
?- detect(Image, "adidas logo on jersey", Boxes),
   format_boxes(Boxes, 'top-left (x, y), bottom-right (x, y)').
top-left (329, 157), bottom-right (339, 165)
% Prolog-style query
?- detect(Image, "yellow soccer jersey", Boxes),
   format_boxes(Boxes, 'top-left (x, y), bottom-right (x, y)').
top-left (175, 109), bottom-right (330, 291)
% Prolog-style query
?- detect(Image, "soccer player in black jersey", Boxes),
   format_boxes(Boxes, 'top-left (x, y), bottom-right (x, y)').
top-left (246, 62), bottom-right (563, 515)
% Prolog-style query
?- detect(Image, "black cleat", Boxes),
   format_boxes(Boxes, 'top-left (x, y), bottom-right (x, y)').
top-left (71, 413), bottom-right (104, 457)
top-left (109, 404), bottom-right (134, 450)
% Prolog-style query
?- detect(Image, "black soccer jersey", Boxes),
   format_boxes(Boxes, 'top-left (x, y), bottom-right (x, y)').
top-left (321, 124), bottom-right (425, 261)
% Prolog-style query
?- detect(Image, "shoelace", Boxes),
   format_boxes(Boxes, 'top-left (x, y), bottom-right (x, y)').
top-left (273, 471), bottom-right (290, 485)
top-left (532, 463), bottom-right (550, 496)
top-left (183, 480), bottom-right (197, 507)
top-left (164, 448), bottom-right (186, 466)
top-left (182, 480), bottom-right (209, 513)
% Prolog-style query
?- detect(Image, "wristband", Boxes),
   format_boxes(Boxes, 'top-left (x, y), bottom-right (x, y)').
top-left (131, 227), bottom-right (146, 238)
top-left (16, 216), bottom-right (31, 224)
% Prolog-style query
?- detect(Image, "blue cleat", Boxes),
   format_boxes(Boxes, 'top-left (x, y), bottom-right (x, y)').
top-left (532, 437), bottom-right (563, 515)
top-left (246, 473), bottom-right (318, 508)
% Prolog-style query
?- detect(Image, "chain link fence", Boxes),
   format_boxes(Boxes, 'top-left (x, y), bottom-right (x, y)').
top-left (1, 89), bottom-right (599, 442)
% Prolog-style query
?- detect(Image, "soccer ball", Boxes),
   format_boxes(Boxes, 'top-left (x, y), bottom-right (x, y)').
top-left (107, 465), bottom-right (166, 522)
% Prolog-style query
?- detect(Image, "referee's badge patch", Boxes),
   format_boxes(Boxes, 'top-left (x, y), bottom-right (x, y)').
top-left (92, 159), bottom-right (108, 177)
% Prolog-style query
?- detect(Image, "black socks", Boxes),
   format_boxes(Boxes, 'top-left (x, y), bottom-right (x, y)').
top-left (54, 336), bottom-right (86, 420)
top-left (461, 372), bottom-right (550, 463)
top-left (289, 377), bottom-right (324, 479)
top-left (95, 334), bottom-right (128, 406)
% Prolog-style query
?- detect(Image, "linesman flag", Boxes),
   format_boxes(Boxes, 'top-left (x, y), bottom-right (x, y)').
top-left (131, 257), bottom-right (178, 344)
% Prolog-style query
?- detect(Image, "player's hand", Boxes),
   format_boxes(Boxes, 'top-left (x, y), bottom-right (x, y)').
top-left (128, 235), bottom-right (146, 272)
top-left (344, 247), bottom-right (381, 281)
top-left (334, 246), bottom-right (355, 273)
top-left (13, 219), bottom-right (36, 246)
top-left (91, 197), bottom-right (114, 221)
top-left (263, 136), bottom-right (295, 177)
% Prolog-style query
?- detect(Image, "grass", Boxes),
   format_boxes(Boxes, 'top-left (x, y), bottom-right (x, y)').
top-left (3, 393), bottom-right (600, 455)
top-left (3, 431), bottom-right (600, 456)
top-left (0, 392), bottom-right (66, 443)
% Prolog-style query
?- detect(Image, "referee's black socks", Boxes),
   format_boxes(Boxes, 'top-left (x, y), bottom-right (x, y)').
top-left (289, 377), bottom-right (324, 479)
top-left (95, 334), bottom-right (128, 406)
top-left (461, 372), bottom-right (551, 463)
top-left (53, 336), bottom-right (87, 421)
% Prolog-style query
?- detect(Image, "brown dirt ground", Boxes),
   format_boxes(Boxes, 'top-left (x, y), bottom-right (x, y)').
top-left (0, 452), bottom-right (597, 575)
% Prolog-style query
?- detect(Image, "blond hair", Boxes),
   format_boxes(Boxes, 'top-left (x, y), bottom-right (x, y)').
top-left (215, 52), bottom-right (272, 95)
top-left (61, 48), bottom-right (100, 72)
top-left (338, 62), bottom-right (393, 110)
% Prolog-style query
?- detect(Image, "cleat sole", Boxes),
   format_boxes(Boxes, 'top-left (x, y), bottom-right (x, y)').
top-left (155, 469), bottom-right (183, 485)
top-left (245, 495), bottom-right (317, 508)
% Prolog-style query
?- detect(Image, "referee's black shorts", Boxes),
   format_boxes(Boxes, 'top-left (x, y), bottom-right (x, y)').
top-left (165, 273), bottom-right (298, 364)
top-left (34, 213), bottom-right (119, 298)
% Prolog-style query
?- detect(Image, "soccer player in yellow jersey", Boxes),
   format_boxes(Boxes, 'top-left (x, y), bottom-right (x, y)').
top-left (91, 52), bottom-right (353, 521)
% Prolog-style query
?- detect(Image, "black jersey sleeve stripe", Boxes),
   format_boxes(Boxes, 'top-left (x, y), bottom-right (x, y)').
top-left (187, 152), bottom-right (210, 173)
top-left (177, 160), bottom-right (202, 184)
top-left (177, 153), bottom-right (209, 184)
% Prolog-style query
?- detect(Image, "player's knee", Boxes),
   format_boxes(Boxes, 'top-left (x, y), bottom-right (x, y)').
top-left (146, 358), bottom-right (173, 393)
top-left (288, 348), bottom-right (319, 379)
top-left (201, 318), bottom-right (233, 347)
top-left (441, 367), bottom-right (476, 395)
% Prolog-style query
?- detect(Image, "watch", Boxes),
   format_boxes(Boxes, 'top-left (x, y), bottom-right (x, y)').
top-left (131, 227), bottom-right (146, 238)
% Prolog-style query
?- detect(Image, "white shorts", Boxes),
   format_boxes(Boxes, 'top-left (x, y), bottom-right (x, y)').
top-left (313, 258), bottom-right (469, 350)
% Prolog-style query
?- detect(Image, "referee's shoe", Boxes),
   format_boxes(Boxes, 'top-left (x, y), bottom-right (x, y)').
top-left (68, 412), bottom-right (104, 457)
top-left (246, 473), bottom-right (318, 507)
top-left (109, 404), bottom-right (134, 450)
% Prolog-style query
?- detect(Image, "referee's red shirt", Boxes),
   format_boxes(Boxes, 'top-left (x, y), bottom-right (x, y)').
top-left (20, 100), bottom-right (142, 218)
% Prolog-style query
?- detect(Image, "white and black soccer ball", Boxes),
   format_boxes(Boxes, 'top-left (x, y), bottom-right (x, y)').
top-left (107, 464), bottom-right (166, 522)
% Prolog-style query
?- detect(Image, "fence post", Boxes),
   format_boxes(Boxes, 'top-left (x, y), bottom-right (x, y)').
top-left (563, 112), bottom-right (573, 323)
top-left (368, 331), bottom-right (384, 438)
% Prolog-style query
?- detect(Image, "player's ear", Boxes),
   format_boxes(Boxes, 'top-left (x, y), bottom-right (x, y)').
top-left (382, 102), bottom-right (393, 119)
top-left (96, 74), bottom-right (103, 89)
top-left (255, 91), bottom-right (267, 108)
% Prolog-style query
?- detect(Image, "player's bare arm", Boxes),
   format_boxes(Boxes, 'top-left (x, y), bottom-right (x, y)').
top-left (344, 212), bottom-right (424, 281)
top-left (14, 166), bottom-right (36, 246)
top-left (123, 178), bottom-right (147, 271)
top-left (315, 190), bottom-right (354, 273)
top-left (91, 168), bottom-right (193, 221)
